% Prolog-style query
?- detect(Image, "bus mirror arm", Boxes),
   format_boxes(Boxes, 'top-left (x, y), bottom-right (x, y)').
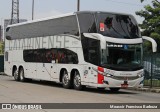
top-left (83, 33), bottom-right (106, 49)
top-left (142, 36), bottom-right (157, 53)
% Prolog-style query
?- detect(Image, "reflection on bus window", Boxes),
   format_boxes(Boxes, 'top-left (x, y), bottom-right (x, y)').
top-left (96, 13), bottom-right (141, 39)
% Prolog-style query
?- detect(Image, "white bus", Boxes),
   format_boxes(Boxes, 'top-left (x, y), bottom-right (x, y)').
top-left (4, 11), bottom-right (157, 91)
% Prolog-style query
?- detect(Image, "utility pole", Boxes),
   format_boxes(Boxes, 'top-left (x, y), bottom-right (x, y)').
top-left (77, 0), bottom-right (80, 11)
top-left (11, 0), bottom-right (19, 24)
top-left (32, 0), bottom-right (34, 20)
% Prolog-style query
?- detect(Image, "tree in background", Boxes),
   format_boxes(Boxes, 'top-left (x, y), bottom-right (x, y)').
top-left (0, 42), bottom-right (4, 54)
top-left (136, 0), bottom-right (160, 52)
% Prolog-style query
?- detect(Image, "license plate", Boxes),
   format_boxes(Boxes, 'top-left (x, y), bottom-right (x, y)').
top-left (121, 84), bottom-right (128, 88)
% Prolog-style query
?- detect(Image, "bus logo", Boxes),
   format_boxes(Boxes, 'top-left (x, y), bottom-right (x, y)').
top-left (100, 23), bottom-right (105, 31)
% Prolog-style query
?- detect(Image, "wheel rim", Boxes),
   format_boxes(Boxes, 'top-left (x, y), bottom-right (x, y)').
top-left (74, 72), bottom-right (81, 87)
top-left (20, 70), bottom-right (24, 81)
top-left (14, 70), bottom-right (18, 80)
top-left (62, 72), bottom-right (69, 86)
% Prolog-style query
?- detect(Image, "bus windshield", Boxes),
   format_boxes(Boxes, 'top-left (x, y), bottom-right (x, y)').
top-left (101, 43), bottom-right (143, 71)
top-left (96, 13), bottom-right (141, 39)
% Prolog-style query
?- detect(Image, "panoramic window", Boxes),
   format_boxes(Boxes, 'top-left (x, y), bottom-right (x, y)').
top-left (101, 43), bottom-right (143, 71)
top-left (77, 13), bottom-right (97, 34)
top-left (96, 13), bottom-right (141, 39)
top-left (6, 15), bottom-right (79, 40)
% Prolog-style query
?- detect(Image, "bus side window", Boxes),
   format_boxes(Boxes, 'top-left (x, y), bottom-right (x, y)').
top-left (5, 52), bottom-right (8, 61)
top-left (23, 50), bottom-right (33, 62)
top-left (56, 49), bottom-right (78, 64)
top-left (36, 50), bottom-right (41, 62)
top-left (45, 50), bottom-right (53, 63)
top-left (81, 36), bottom-right (100, 66)
top-left (33, 50), bottom-right (38, 62)
top-left (71, 54), bottom-right (78, 64)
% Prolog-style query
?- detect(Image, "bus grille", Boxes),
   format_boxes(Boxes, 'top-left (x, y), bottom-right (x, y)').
top-left (111, 76), bottom-right (139, 80)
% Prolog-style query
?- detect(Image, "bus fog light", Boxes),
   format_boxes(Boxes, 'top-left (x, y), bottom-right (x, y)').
top-left (103, 73), bottom-right (112, 77)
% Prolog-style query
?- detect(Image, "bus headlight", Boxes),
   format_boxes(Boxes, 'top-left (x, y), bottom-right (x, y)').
top-left (137, 71), bottom-right (144, 78)
top-left (103, 72), bottom-right (113, 77)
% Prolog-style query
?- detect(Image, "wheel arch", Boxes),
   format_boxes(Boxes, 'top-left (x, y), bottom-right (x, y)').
top-left (12, 65), bottom-right (17, 76)
top-left (70, 69), bottom-right (80, 84)
top-left (18, 65), bottom-right (24, 72)
top-left (70, 68), bottom-right (82, 84)
top-left (59, 68), bottom-right (68, 82)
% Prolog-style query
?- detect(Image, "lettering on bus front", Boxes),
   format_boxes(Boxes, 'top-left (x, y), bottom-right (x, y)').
top-left (7, 36), bottom-right (80, 50)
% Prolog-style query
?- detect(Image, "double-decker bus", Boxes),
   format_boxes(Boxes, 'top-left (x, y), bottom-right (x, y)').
top-left (4, 11), bottom-right (157, 91)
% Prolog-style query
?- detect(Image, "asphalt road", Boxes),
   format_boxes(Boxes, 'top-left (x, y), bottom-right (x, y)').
top-left (0, 75), bottom-right (160, 112)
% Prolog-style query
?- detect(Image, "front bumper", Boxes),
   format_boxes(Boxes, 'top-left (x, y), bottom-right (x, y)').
top-left (97, 76), bottom-right (144, 88)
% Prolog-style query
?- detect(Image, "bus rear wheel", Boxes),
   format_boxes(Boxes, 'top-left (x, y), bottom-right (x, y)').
top-left (62, 70), bottom-right (71, 89)
top-left (73, 71), bottom-right (83, 90)
top-left (13, 68), bottom-right (19, 81)
top-left (109, 88), bottom-right (120, 92)
top-left (19, 68), bottom-right (26, 82)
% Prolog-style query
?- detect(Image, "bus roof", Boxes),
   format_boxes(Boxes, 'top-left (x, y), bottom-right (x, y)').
top-left (76, 11), bottom-right (132, 16)
top-left (7, 11), bottom-right (132, 28)
top-left (7, 12), bottom-right (75, 28)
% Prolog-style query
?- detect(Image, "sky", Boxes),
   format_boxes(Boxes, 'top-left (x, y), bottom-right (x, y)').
top-left (0, 0), bottom-right (154, 25)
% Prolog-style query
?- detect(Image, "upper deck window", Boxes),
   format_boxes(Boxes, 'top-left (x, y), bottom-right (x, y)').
top-left (6, 15), bottom-right (79, 40)
top-left (96, 13), bottom-right (141, 39)
top-left (77, 13), bottom-right (97, 34)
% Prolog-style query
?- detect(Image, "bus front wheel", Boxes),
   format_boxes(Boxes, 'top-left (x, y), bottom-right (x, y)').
top-left (62, 70), bottom-right (71, 89)
top-left (73, 71), bottom-right (83, 90)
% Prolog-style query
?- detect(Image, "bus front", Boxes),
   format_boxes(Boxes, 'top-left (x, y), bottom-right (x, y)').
top-left (78, 12), bottom-right (144, 90)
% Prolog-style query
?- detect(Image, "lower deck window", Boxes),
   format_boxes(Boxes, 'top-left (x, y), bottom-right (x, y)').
top-left (23, 48), bottom-right (78, 64)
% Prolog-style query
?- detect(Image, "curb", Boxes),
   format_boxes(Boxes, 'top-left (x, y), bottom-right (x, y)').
top-left (128, 87), bottom-right (160, 93)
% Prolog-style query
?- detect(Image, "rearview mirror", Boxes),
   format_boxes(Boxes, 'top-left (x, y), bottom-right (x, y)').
top-left (142, 36), bottom-right (157, 53)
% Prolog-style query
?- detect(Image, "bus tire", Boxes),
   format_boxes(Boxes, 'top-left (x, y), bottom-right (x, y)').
top-left (109, 88), bottom-right (120, 92)
top-left (13, 67), bottom-right (19, 81)
top-left (73, 71), bottom-right (83, 90)
top-left (97, 87), bottom-right (106, 90)
top-left (62, 70), bottom-right (71, 89)
top-left (19, 68), bottom-right (26, 82)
